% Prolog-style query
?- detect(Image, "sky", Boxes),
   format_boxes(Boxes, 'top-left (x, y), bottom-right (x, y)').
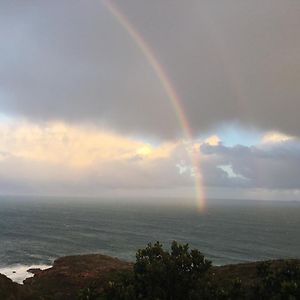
top-left (0, 0), bottom-right (300, 202)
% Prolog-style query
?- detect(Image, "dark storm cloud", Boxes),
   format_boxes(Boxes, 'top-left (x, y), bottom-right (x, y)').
top-left (1, 0), bottom-right (300, 138)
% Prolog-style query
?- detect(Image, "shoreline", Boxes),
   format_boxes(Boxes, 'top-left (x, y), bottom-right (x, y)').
top-left (0, 264), bottom-right (52, 284)
top-left (0, 253), bottom-right (299, 299)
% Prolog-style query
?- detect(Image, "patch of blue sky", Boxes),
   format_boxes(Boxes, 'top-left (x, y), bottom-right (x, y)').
top-left (202, 123), bottom-right (263, 147)
top-left (0, 113), bottom-right (14, 123)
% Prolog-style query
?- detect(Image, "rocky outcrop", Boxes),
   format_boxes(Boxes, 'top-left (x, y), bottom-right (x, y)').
top-left (24, 254), bottom-right (132, 299)
top-left (0, 255), bottom-right (299, 300)
top-left (0, 273), bottom-right (33, 300)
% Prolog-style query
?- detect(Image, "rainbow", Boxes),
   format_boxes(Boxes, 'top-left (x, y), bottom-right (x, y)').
top-left (102, 0), bottom-right (205, 210)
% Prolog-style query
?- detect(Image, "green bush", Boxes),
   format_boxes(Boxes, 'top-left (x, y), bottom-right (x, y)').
top-left (254, 261), bottom-right (300, 300)
top-left (102, 241), bottom-right (211, 300)
top-left (133, 241), bottom-right (211, 300)
top-left (101, 270), bottom-right (136, 300)
top-left (78, 242), bottom-right (300, 300)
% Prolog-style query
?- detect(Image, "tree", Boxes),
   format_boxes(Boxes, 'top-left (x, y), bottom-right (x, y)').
top-left (131, 241), bottom-right (211, 300)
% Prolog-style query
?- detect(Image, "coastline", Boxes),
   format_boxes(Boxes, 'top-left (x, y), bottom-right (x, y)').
top-left (0, 253), bottom-right (299, 299)
top-left (0, 264), bottom-right (52, 284)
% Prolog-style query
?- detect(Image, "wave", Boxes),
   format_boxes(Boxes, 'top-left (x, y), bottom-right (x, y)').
top-left (0, 264), bottom-right (51, 284)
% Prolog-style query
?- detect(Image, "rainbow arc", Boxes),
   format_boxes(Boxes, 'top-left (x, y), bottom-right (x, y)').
top-left (102, 0), bottom-right (205, 210)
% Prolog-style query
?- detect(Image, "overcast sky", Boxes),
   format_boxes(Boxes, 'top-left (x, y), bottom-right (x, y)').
top-left (0, 0), bottom-right (300, 201)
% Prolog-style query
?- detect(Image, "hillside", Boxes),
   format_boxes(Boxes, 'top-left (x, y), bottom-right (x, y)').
top-left (0, 254), bottom-right (299, 299)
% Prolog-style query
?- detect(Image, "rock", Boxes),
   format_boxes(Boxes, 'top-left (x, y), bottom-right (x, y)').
top-left (0, 273), bottom-right (34, 300)
top-left (23, 254), bottom-right (133, 300)
top-left (26, 268), bottom-right (43, 275)
top-left (1, 254), bottom-right (132, 299)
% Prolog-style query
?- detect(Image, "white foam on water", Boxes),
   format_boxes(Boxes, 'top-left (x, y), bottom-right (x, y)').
top-left (0, 264), bottom-right (52, 284)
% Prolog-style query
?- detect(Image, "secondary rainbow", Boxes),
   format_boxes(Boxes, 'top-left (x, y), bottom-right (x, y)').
top-left (102, 0), bottom-right (205, 210)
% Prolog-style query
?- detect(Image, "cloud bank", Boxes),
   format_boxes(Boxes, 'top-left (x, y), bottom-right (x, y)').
top-left (200, 137), bottom-right (300, 190)
top-left (0, 1), bottom-right (299, 200)
top-left (0, 121), bottom-right (299, 199)
top-left (0, 0), bottom-right (300, 138)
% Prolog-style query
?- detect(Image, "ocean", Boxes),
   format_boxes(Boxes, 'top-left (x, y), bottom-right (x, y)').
top-left (0, 196), bottom-right (299, 283)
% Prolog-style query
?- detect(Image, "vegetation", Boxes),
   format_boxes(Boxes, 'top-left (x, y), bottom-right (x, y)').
top-left (254, 260), bottom-right (300, 299)
top-left (78, 241), bottom-right (300, 300)
top-left (1, 242), bottom-right (300, 299)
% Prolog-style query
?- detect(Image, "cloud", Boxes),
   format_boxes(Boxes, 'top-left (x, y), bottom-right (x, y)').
top-left (199, 136), bottom-right (300, 190)
top-left (0, 0), bottom-right (300, 138)
top-left (0, 120), bottom-right (299, 198)
top-left (1, 1), bottom-right (299, 199)
top-left (204, 135), bottom-right (221, 146)
top-left (262, 132), bottom-right (293, 144)
top-left (0, 120), bottom-right (193, 195)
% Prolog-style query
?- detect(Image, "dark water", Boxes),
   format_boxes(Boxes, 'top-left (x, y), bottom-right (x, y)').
top-left (0, 197), bottom-right (299, 268)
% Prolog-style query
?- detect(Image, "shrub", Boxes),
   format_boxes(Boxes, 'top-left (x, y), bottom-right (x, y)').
top-left (254, 261), bottom-right (300, 299)
top-left (103, 241), bottom-right (211, 300)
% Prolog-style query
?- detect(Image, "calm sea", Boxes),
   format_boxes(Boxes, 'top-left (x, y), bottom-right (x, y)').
top-left (0, 196), bottom-right (299, 282)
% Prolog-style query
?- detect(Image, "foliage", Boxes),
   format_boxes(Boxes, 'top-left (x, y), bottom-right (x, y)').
top-left (133, 241), bottom-right (211, 299)
top-left (187, 276), bottom-right (245, 300)
top-left (100, 241), bottom-right (212, 300)
top-left (253, 261), bottom-right (300, 300)
top-left (78, 285), bottom-right (100, 300)
top-left (100, 270), bottom-right (136, 300)
top-left (78, 242), bottom-right (300, 300)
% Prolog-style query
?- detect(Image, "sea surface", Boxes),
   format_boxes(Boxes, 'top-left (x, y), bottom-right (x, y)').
top-left (0, 196), bottom-right (299, 283)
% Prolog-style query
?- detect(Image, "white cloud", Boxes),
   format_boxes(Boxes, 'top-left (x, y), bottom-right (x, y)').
top-left (0, 120), bottom-right (299, 200)
top-left (262, 131), bottom-right (293, 144)
top-left (0, 120), bottom-right (194, 195)
top-left (204, 135), bottom-right (221, 146)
